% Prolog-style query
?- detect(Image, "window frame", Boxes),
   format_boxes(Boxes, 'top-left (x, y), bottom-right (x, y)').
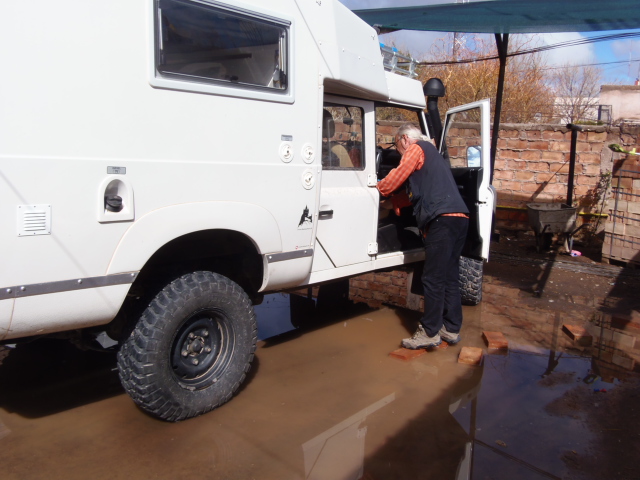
top-left (321, 103), bottom-right (366, 172)
top-left (149, 0), bottom-right (295, 104)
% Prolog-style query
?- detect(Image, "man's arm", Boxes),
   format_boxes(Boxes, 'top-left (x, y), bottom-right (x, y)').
top-left (376, 144), bottom-right (424, 197)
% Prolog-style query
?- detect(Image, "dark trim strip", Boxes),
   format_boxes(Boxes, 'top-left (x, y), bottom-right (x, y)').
top-left (0, 272), bottom-right (139, 300)
top-left (266, 249), bottom-right (313, 263)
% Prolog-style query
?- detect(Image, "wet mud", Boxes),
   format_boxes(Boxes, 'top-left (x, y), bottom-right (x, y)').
top-left (1, 281), bottom-right (638, 479)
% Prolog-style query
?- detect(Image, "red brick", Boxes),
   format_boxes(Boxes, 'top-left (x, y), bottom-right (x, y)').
top-left (520, 150), bottom-right (542, 161)
top-left (528, 161), bottom-right (550, 172)
top-left (515, 171), bottom-right (535, 181)
top-left (527, 140), bottom-right (550, 151)
top-left (542, 131), bottom-right (568, 141)
top-left (458, 347), bottom-right (483, 365)
top-left (389, 348), bottom-right (427, 361)
top-left (483, 331), bottom-right (509, 349)
top-left (507, 139), bottom-right (529, 150)
top-left (550, 141), bottom-right (571, 152)
top-left (562, 324), bottom-right (593, 346)
top-left (541, 151), bottom-right (565, 162)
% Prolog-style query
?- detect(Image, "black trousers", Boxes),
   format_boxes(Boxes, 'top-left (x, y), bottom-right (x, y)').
top-left (420, 215), bottom-right (469, 337)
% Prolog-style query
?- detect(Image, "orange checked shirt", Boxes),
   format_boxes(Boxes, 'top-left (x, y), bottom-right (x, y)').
top-left (376, 144), bottom-right (424, 215)
top-left (376, 142), bottom-right (468, 219)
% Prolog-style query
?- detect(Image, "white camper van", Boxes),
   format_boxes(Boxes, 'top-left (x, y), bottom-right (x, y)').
top-left (0, 0), bottom-right (495, 421)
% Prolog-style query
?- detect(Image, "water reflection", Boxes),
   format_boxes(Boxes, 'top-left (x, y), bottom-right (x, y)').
top-left (0, 290), bottom-right (636, 480)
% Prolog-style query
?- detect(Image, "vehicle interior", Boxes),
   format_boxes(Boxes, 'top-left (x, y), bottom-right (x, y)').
top-left (375, 104), bottom-right (484, 260)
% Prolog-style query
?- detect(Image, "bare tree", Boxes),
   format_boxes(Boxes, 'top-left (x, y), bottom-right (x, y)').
top-left (416, 34), bottom-right (555, 124)
top-left (550, 64), bottom-right (602, 124)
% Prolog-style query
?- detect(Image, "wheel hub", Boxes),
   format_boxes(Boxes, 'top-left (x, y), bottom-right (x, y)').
top-left (172, 313), bottom-right (228, 387)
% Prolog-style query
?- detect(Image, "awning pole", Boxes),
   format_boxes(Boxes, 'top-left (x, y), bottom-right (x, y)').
top-left (490, 33), bottom-right (509, 183)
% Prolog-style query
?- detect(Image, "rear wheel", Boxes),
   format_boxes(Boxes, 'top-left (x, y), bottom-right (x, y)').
top-left (117, 271), bottom-right (257, 422)
top-left (459, 256), bottom-right (483, 305)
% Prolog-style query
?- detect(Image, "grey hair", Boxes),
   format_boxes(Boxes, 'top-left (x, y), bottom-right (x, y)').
top-left (396, 123), bottom-right (430, 142)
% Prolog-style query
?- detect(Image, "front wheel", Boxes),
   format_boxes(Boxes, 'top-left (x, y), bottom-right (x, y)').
top-left (117, 271), bottom-right (257, 422)
top-left (459, 256), bottom-right (483, 306)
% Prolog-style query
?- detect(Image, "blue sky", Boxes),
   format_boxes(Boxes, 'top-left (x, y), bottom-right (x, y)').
top-left (338, 0), bottom-right (640, 84)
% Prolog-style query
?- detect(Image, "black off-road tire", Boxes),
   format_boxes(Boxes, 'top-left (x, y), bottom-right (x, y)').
top-left (459, 256), bottom-right (483, 306)
top-left (117, 271), bottom-right (257, 422)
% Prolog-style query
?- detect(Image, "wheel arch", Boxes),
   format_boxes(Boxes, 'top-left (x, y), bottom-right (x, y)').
top-left (107, 202), bottom-right (282, 277)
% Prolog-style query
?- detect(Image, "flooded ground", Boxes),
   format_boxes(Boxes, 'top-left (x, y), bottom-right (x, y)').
top-left (0, 282), bottom-right (638, 479)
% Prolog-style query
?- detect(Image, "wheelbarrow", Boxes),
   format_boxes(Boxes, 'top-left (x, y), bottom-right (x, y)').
top-left (526, 203), bottom-right (578, 252)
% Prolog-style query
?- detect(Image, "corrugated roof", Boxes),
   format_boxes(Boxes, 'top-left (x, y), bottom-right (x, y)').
top-left (354, 0), bottom-right (640, 34)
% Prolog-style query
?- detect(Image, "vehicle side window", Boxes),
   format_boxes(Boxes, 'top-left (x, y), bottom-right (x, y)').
top-left (442, 107), bottom-right (483, 168)
top-left (321, 105), bottom-right (364, 170)
top-left (156, 0), bottom-right (289, 92)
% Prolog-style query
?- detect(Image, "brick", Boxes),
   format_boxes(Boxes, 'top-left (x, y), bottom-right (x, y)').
top-left (374, 274), bottom-right (393, 285)
top-left (581, 164), bottom-right (601, 175)
top-left (527, 141), bottom-right (550, 151)
top-left (507, 139), bottom-right (529, 150)
top-left (483, 331), bottom-right (509, 349)
top-left (494, 170), bottom-right (514, 180)
top-left (526, 130), bottom-right (543, 140)
top-left (612, 331), bottom-right (637, 349)
top-left (542, 131), bottom-right (568, 141)
top-left (562, 324), bottom-right (593, 346)
top-left (587, 131), bottom-right (607, 142)
top-left (612, 354), bottom-right (635, 371)
top-left (550, 141), bottom-right (571, 152)
top-left (521, 150), bottom-right (542, 161)
top-left (578, 153), bottom-right (601, 164)
top-left (389, 348), bottom-right (427, 361)
top-left (541, 151), bottom-right (566, 162)
top-left (528, 161), bottom-right (551, 172)
top-left (458, 347), bottom-right (483, 365)
top-left (515, 170), bottom-right (535, 181)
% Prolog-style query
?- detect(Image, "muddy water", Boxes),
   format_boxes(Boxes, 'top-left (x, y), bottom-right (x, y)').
top-left (0, 294), bottom-right (635, 480)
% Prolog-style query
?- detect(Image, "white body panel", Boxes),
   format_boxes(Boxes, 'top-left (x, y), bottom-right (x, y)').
top-left (0, 0), bottom-right (432, 341)
top-left (442, 99), bottom-right (494, 260)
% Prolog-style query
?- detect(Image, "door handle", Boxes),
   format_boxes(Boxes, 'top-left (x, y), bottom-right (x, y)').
top-left (319, 209), bottom-right (333, 217)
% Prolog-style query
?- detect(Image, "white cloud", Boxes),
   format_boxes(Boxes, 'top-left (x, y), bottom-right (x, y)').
top-left (533, 33), bottom-right (596, 67)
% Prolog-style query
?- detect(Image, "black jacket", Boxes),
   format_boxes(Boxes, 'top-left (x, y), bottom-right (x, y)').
top-left (406, 141), bottom-right (469, 230)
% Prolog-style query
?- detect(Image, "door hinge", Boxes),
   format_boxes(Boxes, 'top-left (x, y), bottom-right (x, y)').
top-left (368, 242), bottom-right (378, 255)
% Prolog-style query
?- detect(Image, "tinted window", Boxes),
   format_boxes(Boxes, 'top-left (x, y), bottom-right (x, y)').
top-left (156, 0), bottom-right (288, 91)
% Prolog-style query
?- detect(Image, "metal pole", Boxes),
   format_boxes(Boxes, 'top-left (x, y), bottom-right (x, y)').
top-left (567, 126), bottom-right (578, 206)
top-left (490, 33), bottom-right (509, 184)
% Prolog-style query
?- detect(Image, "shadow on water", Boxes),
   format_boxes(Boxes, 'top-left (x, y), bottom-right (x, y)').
top-left (0, 339), bottom-right (122, 418)
top-left (0, 283), bottom-right (372, 419)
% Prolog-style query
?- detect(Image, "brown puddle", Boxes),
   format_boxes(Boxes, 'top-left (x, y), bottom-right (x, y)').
top-left (0, 290), bottom-right (638, 480)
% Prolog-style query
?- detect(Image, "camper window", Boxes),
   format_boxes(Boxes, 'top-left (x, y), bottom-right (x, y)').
top-left (156, 0), bottom-right (289, 92)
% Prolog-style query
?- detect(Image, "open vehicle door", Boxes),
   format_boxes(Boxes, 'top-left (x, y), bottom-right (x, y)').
top-left (440, 98), bottom-right (495, 261)
top-left (440, 99), bottom-right (495, 305)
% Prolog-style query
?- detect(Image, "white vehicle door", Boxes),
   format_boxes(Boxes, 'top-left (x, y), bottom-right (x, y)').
top-left (312, 96), bottom-right (378, 271)
top-left (440, 98), bottom-right (495, 260)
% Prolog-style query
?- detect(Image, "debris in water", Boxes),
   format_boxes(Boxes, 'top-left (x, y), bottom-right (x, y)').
top-left (496, 440), bottom-right (507, 447)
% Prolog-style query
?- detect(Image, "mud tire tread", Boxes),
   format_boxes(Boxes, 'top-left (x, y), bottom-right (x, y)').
top-left (117, 271), bottom-right (257, 422)
top-left (459, 256), bottom-right (483, 306)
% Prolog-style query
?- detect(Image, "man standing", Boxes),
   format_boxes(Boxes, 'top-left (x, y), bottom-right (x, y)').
top-left (377, 123), bottom-right (469, 349)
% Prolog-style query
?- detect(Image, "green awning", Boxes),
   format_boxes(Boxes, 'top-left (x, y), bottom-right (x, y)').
top-left (354, 0), bottom-right (640, 34)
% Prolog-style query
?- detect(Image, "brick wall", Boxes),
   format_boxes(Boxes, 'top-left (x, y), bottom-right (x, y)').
top-left (602, 154), bottom-right (640, 265)
top-left (489, 123), bottom-right (640, 232)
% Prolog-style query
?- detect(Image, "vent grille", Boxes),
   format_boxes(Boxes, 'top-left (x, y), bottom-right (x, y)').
top-left (17, 205), bottom-right (51, 236)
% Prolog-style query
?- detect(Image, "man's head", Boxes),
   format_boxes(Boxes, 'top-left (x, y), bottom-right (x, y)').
top-left (395, 123), bottom-right (428, 155)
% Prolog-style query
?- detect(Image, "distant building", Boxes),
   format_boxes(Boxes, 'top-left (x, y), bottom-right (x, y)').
top-left (599, 85), bottom-right (640, 124)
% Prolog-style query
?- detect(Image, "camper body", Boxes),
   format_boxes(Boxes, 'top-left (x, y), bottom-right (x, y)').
top-left (0, 0), bottom-right (494, 420)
